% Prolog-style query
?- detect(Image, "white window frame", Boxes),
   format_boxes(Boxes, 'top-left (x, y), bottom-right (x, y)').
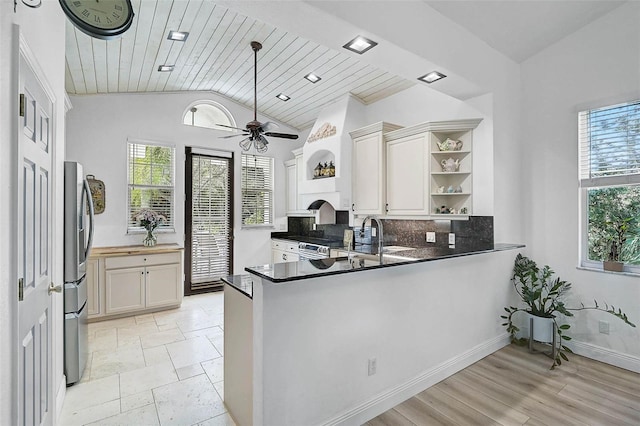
top-left (182, 100), bottom-right (236, 131)
top-left (579, 100), bottom-right (640, 274)
top-left (241, 154), bottom-right (274, 228)
top-left (127, 139), bottom-right (176, 234)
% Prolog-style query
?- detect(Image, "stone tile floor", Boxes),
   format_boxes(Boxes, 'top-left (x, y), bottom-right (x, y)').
top-left (60, 291), bottom-right (234, 426)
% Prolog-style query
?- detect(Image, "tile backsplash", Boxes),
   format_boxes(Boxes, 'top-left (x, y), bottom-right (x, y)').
top-left (356, 216), bottom-right (493, 251)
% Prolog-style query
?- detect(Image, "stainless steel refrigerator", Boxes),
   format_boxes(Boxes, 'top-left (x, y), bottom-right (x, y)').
top-left (64, 161), bottom-right (94, 385)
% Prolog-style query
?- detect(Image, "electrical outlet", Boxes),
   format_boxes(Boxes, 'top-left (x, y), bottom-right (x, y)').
top-left (448, 233), bottom-right (455, 245)
top-left (367, 358), bottom-right (377, 376)
top-left (599, 320), bottom-right (610, 335)
top-left (426, 232), bottom-right (436, 243)
top-left (371, 227), bottom-right (377, 237)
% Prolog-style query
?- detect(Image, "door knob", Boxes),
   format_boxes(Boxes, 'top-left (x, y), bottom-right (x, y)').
top-left (48, 282), bottom-right (62, 294)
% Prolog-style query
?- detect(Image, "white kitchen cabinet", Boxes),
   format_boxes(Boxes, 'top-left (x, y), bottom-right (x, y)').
top-left (285, 159), bottom-right (297, 214)
top-left (351, 119), bottom-right (482, 219)
top-left (89, 245), bottom-right (183, 320)
top-left (350, 122), bottom-right (403, 215)
top-left (86, 258), bottom-right (100, 316)
top-left (105, 267), bottom-right (146, 315)
top-left (271, 239), bottom-right (300, 264)
top-left (385, 132), bottom-right (430, 215)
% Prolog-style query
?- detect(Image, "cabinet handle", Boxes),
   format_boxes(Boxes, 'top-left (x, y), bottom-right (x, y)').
top-left (282, 254), bottom-right (286, 260)
top-left (351, 203), bottom-right (355, 211)
top-left (141, 271), bottom-right (144, 275)
top-left (385, 203), bottom-right (389, 213)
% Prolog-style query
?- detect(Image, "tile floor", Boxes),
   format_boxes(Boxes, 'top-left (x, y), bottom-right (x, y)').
top-left (60, 291), bottom-right (235, 426)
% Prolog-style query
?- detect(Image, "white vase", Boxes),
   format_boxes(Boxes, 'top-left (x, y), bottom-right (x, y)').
top-left (526, 313), bottom-right (555, 343)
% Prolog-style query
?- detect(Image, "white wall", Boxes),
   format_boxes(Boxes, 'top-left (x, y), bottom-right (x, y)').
top-left (521, 1), bottom-right (640, 367)
top-left (66, 92), bottom-right (306, 273)
top-left (0, 0), bottom-right (67, 423)
top-left (254, 250), bottom-right (516, 425)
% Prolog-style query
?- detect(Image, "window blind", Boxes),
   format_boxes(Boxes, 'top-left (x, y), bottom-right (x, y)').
top-left (579, 100), bottom-right (640, 187)
top-left (241, 154), bottom-right (273, 226)
top-left (190, 154), bottom-right (232, 284)
top-left (127, 142), bottom-right (175, 231)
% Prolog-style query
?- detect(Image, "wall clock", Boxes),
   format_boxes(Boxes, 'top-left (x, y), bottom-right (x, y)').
top-left (59, 0), bottom-right (134, 40)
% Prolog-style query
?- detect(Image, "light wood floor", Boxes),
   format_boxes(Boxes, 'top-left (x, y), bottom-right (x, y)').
top-left (366, 344), bottom-right (640, 426)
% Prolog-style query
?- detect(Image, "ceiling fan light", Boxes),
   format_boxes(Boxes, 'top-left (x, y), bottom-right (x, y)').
top-left (239, 137), bottom-right (253, 151)
top-left (168, 31), bottom-right (189, 42)
top-left (304, 73), bottom-right (321, 83)
top-left (343, 36), bottom-right (378, 54)
top-left (418, 71), bottom-right (446, 84)
top-left (276, 93), bottom-right (290, 101)
top-left (255, 137), bottom-right (268, 153)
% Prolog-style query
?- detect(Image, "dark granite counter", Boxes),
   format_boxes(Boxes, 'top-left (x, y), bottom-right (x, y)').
top-left (222, 275), bottom-right (253, 299)
top-left (271, 234), bottom-right (345, 248)
top-left (246, 243), bottom-right (524, 283)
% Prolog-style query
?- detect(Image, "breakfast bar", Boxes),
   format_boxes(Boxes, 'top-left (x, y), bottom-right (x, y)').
top-left (223, 244), bottom-right (523, 426)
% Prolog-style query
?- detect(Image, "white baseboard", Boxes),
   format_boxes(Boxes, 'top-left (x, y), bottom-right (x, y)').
top-left (55, 375), bottom-right (66, 425)
top-left (569, 340), bottom-right (640, 374)
top-left (321, 333), bottom-right (511, 426)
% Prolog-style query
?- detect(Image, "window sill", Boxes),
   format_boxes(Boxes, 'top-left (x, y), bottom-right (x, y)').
top-left (576, 265), bottom-right (640, 277)
top-left (127, 228), bottom-right (176, 235)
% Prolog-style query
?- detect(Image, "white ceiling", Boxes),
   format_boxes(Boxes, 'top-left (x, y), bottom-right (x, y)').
top-left (64, 0), bottom-right (625, 131)
top-left (425, 0), bottom-right (625, 63)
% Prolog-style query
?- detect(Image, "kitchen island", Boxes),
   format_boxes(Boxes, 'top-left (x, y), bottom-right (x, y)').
top-left (223, 244), bottom-right (523, 426)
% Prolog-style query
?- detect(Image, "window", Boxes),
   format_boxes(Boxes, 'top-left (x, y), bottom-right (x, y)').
top-left (579, 100), bottom-right (640, 271)
top-left (127, 141), bottom-right (175, 232)
top-left (241, 154), bottom-right (273, 227)
top-left (183, 101), bottom-right (235, 131)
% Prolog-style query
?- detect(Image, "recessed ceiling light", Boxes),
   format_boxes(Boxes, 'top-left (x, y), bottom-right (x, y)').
top-left (158, 65), bottom-right (175, 72)
top-left (343, 36), bottom-right (378, 54)
top-left (168, 31), bottom-right (189, 42)
top-left (276, 93), bottom-right (290, 101)
top-left (304, 73), bottom-right (321, 83)
top-left (418, 71), bottom-right (447, 84)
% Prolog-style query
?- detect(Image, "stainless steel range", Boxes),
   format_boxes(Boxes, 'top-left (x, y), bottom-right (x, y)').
top-left (298, 242), bottom-right (330, 260)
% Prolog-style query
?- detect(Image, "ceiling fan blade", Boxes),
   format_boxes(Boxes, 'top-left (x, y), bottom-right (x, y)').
top-left (215, 123), bottom-right (247, 131)
top-left (261, 121), bottom-right (279, 132)
top-left (264, 132), bottom-right (299, 140)
top-left (219, 132), bottom-right (249, 139)
top-left (239, 137), bottom-right (253, 151)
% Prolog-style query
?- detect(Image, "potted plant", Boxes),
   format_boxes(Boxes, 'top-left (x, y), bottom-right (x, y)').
top-left (502, 253), bottom-right (635, 369)
top-left (603, 217), bottom-right (632, 272)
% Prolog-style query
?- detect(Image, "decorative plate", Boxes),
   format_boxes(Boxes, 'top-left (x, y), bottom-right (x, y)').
top-left (86, 174), bottom-right (105, 214)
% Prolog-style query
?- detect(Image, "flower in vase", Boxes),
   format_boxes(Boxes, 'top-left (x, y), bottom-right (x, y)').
top-left (133, 208), bottom-right (167, 232)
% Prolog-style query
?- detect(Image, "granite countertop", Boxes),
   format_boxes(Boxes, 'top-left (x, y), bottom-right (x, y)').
top-left (246, 243), bottom-right (524, 284)
top-left (271, 234), bottom-right (345, 248)
top-left (222, 275), bottom-right (253, 299)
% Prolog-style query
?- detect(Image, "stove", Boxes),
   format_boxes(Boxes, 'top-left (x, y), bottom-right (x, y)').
top-left (298, 242), bottom-right (330, 260)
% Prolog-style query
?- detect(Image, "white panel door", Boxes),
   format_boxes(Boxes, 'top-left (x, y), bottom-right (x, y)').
top-left (386, 133), bottom-right (430, 215)
top-left (352, 133), bottom-right (385, 215)
top-left (17, 51), bottom-right (54, 426)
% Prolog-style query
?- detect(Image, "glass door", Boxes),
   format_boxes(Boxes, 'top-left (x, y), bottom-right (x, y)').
top-left (184, 148), bottom-right (233, 295)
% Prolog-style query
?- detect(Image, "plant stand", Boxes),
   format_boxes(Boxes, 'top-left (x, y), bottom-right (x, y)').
top-left (528, 316), bottom-right (557, 360)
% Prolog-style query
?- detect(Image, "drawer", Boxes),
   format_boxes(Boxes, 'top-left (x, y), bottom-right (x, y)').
top-left (272, 239), bottom-right (300, 253)
top-left (105, 252), bottom-right (181, 270)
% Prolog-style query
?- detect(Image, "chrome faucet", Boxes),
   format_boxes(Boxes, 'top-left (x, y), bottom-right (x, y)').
top-left (361, 216), bottom-right (384, 263)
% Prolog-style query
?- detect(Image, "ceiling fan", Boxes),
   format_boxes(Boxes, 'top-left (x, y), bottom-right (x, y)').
top-left (218, 41), bottom-right (299, 153)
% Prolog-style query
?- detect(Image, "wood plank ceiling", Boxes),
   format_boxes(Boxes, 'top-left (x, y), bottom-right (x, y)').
top-left (64, 0), bottom-right (415, 130)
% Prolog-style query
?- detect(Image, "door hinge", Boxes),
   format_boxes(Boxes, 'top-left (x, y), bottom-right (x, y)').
top-left (18, 278), bottom-right (24, 301)
top-left (19, 93), bottom-right (25, 117)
